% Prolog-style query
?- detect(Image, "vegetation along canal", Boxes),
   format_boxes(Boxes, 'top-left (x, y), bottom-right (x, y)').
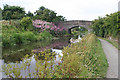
top-left (1, 3), bottom-right (118, 78)
top-left (1, 35), bottom-right (82, 78)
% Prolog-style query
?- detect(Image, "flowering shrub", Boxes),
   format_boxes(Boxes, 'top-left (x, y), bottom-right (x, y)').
top-left (32, 20), bottom-right (67, 36)
top-left (2, 25), bottom-right (53, 47)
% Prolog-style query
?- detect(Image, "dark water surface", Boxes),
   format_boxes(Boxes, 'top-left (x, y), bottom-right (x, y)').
top-left (0, 35), bottom-right (83, 78)
top-left (2, 37), bottom-right (70, 63)
top-left (1, 37), bottom-right (71, 78)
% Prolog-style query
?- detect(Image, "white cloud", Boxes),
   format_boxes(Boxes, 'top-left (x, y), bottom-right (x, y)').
top-left (0, 0), bottom-right (119, 20)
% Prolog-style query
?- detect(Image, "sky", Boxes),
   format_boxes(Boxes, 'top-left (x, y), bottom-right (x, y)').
top-left (0, 0), bottom-right (119, 21)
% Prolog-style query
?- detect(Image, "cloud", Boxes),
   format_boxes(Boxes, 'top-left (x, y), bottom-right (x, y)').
top-left (0, 0), bottom-right (119, 20)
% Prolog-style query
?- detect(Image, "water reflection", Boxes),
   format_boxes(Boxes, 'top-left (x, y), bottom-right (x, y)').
top-left (0, 60), bottom-right (4, 79)
top-left (1, 48), bottom-right (63, 78)
top-left (1, 36), bottom-right (82, 78)
top-left (70, 35), bottom-right (82, 43)
top-left (2, 37), bottom-right (69, 63)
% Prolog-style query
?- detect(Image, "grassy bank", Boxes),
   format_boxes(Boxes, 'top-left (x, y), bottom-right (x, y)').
top-left (2, 25), bottom-right (53, 47)
top-left (2, 33), bottom-right (108, 78)
top-left (62, 33), bottom-right (108, 78)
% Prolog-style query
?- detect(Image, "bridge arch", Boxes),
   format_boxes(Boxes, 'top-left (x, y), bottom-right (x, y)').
top-left (53, 20), bottom-right (92, 34)
top-left (68, 25), bottom-right (88, 34)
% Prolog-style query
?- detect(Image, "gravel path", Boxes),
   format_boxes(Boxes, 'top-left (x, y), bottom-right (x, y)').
top-left (99, 39), bottom-right (118, 78)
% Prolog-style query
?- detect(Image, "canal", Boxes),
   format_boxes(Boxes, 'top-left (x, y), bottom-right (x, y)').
top-left (0, 35), bottom-right (82, 78)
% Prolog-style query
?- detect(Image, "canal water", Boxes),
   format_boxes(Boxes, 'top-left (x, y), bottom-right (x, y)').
top-left (0, 36), bottom-right (82, 78)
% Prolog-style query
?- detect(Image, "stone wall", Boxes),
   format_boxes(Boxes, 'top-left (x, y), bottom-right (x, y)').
top-left (53, 20), bottom-right (92, 30)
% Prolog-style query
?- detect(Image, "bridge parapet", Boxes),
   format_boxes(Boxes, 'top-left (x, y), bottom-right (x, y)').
top-left (54, 20), bottom-right (91, 26)
top-left (53, 20), bottom-right (92, 33)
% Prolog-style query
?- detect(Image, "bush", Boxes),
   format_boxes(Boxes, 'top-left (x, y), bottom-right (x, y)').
top-left (2, 25), bottom-right (37, 46)
top-left (2, 24), bottom-right (53, 47)
top-left (91, 12), bottom-right (119, 38)
top-left (2, 31), bottom-right (37, 46)
top-left (39, 30), bottom-right (53, 40)
top-left (20, 17), bottom-right (32, 30)
top-left (13, 32), bottom-right (37, 44)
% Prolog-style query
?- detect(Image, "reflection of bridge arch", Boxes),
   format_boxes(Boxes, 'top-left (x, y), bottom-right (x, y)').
top-left (68, 25), bottom-right (85, 34)
top-left (68, 26), bottom-right (79, 34)
top-left (53, 20), bottom-right (92, 33)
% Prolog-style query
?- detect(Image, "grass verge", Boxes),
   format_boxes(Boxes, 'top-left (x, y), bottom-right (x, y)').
top-left (95, 39), bottom-right (108, 77)
top-left (106, 39), bottom-right (119, 50)
top-left (98, 37), bottom-right (119, 50)
top-left (62, 34), bottom-right (108, 78)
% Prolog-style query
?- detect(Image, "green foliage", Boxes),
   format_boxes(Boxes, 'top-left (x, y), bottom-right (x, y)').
top-left (33, 6), bottom-right (65, 22)
top-left (91, 11), bottom-right (119, 38)
top-left (63, 34), bottom-right (108, 78)
top-left (2, 25), bottom-right (19, 46)
top-left (2, 49), bottom-right (56, 78)
top-left (26, 11), bottom-right (33, 18)
top-left (71, 27), bottom-right (88, 37)
top-left (2, 4), bottom-right (25, 20)
top-left (20, 17), bottom-right (33, 30)
top-left (13, 32), bottom-right (36, 44)
top-left (2, 31), bottom-right (36, 46)
top-left (2, 34), bottom-right (108, 78)
top-left (62, 34), bottom-right (108, 78)
top-left (2, 25), bottom-right (53, 47)
top-left (0, 33), bottom-right (2, 47)
top-left (2, 4), bottom-right (66, 22)
top-left (38, 30), bottom-right (53, 40)
top-left (0, 8), bottom-right (2, 20)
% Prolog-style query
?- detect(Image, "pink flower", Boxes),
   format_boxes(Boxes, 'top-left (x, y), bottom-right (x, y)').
top-left (50, 27), bottom-right (55, 30)
top-left (57, 27), bottom-right (60, 30)
top-left (54, 26), bottom-right (57, 28)
top-left (60, 28), bottom-right (63, 31)
top-left (55, 28), bottom-right (58, 31)
top-left (46, 25), bottom-right (50, 29)
top-left (32, 19), bottom-right (66, 33)
top-left (35, 25), bottom-right (41, 28)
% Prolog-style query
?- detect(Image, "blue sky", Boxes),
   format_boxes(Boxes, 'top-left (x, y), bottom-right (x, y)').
top-left (0, 0), bottom-right (119, 21)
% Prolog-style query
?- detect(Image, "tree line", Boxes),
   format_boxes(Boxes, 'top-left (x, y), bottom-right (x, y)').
top-left (1, 4), bottom-right (66, 22)
top-left (91, 11), bottom-right (120, 38)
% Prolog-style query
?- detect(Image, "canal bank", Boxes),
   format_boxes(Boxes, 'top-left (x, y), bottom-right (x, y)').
top-left (1, 34), bottom-right (108, 78)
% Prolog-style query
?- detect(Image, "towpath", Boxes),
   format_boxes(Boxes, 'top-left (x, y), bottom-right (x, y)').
top-left (99, 39), bottom-right (118, 78)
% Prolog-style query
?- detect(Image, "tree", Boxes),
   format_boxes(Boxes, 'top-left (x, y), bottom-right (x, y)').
top-left (52, 15), bottom-right (65, 22)
top-left (26, 11), bottom-right (33, 18)
top-left (2, 4), bottom-right (25, 20)
top-left (0, 8), bottom-right (2, 20)
top-left (34, 6), bottom-right (45, 15)
top-left (33, 6), bottom-right (66, 22)
top-left (91, 11), bottom-right (119, 38)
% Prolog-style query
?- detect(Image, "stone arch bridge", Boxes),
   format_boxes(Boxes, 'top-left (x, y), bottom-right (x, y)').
top-left (53, 20), bottom-right (92, 33)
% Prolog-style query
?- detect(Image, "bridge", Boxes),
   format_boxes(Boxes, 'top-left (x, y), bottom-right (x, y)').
top-left (53, 20), bottom-right (92, 33)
